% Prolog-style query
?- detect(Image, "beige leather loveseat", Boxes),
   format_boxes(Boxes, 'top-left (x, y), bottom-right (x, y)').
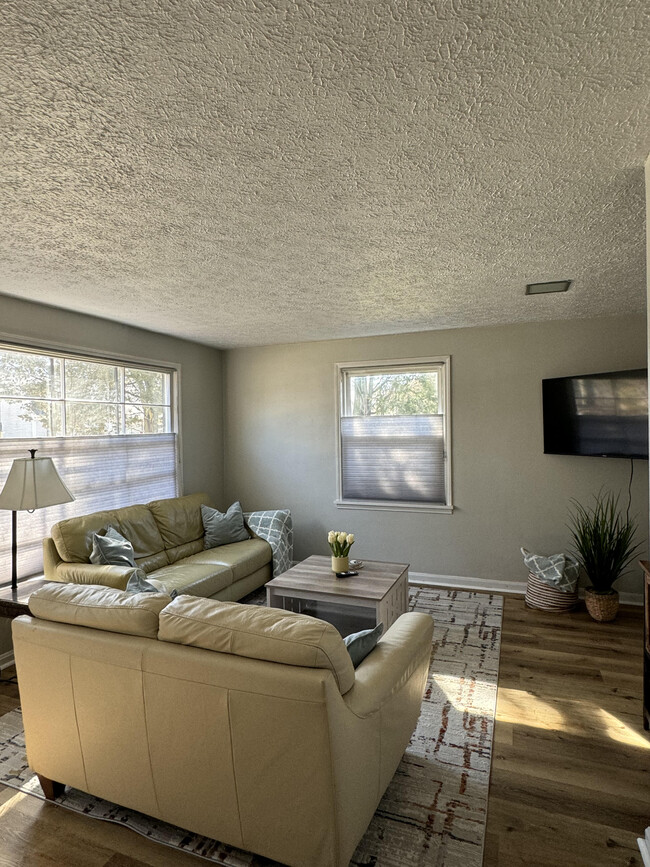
top-left (42, 492), bottom-right (272, 601)
top-left (13, 583), bottom-right (434, 867)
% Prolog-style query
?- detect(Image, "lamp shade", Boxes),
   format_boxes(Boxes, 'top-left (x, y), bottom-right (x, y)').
top-left (0, 456), bottom-right (75, 511)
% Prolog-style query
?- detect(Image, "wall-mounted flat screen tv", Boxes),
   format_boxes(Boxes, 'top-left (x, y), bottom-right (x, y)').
top-left (543, 368), bottom-right (648, 459)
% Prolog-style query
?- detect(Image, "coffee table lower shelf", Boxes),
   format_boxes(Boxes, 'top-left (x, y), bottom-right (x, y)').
top-left (269, 593), bottom-right (378, 636)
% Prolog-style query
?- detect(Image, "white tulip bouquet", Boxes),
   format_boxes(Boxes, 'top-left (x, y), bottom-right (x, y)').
top-left (328, 530), bottom-right (355, 557)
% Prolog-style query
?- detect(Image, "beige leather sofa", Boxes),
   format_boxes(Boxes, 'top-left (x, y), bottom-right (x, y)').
top-left (42, 492), bottom-right (272, 601)
top-left (13, 583), bottom-right (434, 867)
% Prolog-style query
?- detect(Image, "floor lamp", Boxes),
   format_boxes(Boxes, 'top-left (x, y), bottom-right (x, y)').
top-left (0, 449), bottom-right (75, 592)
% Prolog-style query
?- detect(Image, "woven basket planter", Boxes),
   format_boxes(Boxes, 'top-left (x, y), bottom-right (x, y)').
top-left (584, 588), bottom-right (619, 622)
top-left (525, 572), bottom-right (579, 612)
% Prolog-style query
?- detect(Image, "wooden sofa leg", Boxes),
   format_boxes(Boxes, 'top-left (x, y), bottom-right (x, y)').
top-left (37, 774), bottom-right (65, 800)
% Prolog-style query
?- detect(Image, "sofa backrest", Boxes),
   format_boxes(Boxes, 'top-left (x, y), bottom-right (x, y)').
top-left (49, 492), bottom-right (213, 570)
top-left (26, 583), bottom-right (355, 694)
top-left (159, 595), bottom-right (356, 694)
top-left (51, 504), bottom-right (166, 567)
top-left (51, 508), bottom-right (119, 563)
top-left (147, 492), bottom-right (212, 564)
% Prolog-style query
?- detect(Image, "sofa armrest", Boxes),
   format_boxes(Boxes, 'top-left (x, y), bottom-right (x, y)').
top-left (43, 537), bottom-right (62, 581)
top-left (342, 612), bottom-right (433, 719)
top-left (52, 562), bottom-right (139, 590)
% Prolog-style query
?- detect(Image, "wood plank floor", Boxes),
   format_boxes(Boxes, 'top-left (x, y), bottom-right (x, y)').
top-left (484, 596), bottom-right (648, 867)
top-left (0, 594), bottom-right (647, 866)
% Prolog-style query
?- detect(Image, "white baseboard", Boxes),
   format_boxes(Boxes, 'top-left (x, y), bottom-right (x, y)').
top-left (615, 590), bottom-right (644, 606)
top-left (0, 650), bottom-right (15, 671)
top-left (409, 571), bottom-right (643, 607)
top-left (410, 571), bottom-right (529, 597)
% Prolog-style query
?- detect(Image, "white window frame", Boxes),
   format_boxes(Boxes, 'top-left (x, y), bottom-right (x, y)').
top-left (335, 356), bottom-right (453, 514)
top-left (0, 342), bottom-right (177, 438)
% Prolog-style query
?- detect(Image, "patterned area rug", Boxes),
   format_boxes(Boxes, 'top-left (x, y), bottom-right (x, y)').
top-left (0, 586), bottom-right (502, 866)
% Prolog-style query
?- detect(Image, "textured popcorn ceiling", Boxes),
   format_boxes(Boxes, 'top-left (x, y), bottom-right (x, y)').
top-left (1, 0), bottom-right (648, 348)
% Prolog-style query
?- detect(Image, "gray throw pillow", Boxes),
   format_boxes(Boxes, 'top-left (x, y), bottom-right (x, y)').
top-left (90, 526), bottom-right (136, 568)
top-left (126, 568), bottom-right (160, 594)
top-left (202, 502), bottom-right (250, 549)
top-left (344, 622), bottom-right (384, 667)
top-left (125, 569), bottom-right (178, 599)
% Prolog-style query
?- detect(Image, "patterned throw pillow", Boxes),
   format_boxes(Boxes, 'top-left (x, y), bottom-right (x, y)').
top-left (520, 547), bottom-right (580, 593)
top-left (245, 509), bottom-right (293, 577)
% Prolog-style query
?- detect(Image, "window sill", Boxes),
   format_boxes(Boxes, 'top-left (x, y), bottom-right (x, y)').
top-left (334, 499), bottom-right (454, 514)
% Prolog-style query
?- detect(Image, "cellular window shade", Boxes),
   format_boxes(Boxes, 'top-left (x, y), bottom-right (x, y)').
top-left (0, 434), bottom-right (177, 582)
top-left (341, 415), bottom-right (445, 503)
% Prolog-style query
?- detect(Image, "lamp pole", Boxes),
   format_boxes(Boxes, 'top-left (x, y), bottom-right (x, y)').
top-left (10, 509), bottom-right (17, 593)
top-left (9, 450), bottom-right (36, 593)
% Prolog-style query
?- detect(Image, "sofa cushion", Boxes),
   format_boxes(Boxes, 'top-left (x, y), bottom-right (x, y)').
top-left (182, 538), bottom-right (272, 582)
top-left (201, 502), bottom-right (250, 548)
top-left (159, 596), bottom-right (356, 694)
top-left (166, 538), bottom-right (204, 565)
top-left (148, 492), bottom-right (211, 549)
top-left (51, 509), bottom-right (117, 563)
top-left (134, 550), bottom-right (170, 574)
top-left (51, 504), bottom-right (165, 564)
top-left (113, 505), bottom-right (167, 559)
top-left (28, 583), bottom-right (172, 639)
top-left (146, 563), bottom-right (234, 598)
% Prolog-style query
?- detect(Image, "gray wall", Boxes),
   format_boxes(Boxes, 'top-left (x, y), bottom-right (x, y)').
top-left (224, 314), bottom-right (648, 596)
top-left (0, 294), bottom-right (224, 657)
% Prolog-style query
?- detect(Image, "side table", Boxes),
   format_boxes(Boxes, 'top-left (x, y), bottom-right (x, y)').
top-left (0, 575), bottom-right (47, 619)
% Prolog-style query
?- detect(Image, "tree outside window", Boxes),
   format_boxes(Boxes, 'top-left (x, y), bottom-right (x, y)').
top-left (0, 347), bottom-right (172, 438)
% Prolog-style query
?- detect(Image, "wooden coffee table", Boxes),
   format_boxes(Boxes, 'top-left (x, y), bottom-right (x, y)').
top-left (266, 555), bottom-right (409, 636)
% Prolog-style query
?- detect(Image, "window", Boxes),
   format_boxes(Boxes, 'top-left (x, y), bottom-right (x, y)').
top-left (0, 343), bottom-right (178, 583)
top-left (336, 357), bottom-right (451, 512)
top-left (0, 347), bottom-right (173, 438)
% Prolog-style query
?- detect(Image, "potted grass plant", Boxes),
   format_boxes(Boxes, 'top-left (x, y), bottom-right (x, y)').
top-left (568, 489), bottom-right (640, 622)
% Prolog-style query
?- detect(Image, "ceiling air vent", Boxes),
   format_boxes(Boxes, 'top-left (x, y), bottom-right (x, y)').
top-left (525, 280), bottom-right (572, 295)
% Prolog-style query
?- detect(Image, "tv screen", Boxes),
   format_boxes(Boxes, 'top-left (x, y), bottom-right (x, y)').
top-left (543, 369), bottom-right (649, 459)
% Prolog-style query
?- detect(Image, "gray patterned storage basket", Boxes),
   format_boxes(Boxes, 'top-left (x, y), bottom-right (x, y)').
top-left (525, 571), bottom-right (579, 612)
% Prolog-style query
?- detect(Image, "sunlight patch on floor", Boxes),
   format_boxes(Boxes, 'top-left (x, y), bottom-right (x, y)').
top-left (595, 707), bottom-right (650, 750)
top-left (0, 789), bottom-right (29, 816)
top-left (431, 673), bottom-right (498, 718)
top-left (496, 686), bottom-right (650, 750)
